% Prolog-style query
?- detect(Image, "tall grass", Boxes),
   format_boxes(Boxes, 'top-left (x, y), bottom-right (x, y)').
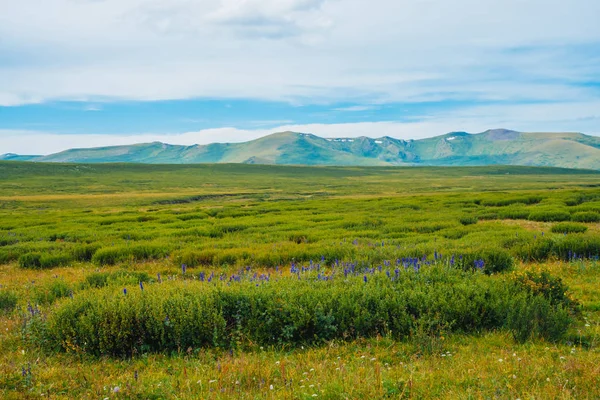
top-left (27, 266), bottom-right (575, 357)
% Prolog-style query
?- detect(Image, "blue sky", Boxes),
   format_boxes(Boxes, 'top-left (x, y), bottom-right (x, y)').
top-left (1, 0), bottom-right (599, 154)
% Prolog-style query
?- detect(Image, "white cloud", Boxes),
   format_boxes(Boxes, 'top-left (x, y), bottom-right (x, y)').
top-left (334, 106), bottom-right (378, 112)
top-left (0, 0), bottom-right (599, 105)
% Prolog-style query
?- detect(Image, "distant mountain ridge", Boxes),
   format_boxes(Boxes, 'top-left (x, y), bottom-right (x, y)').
top-left (3, 129), bottom-right (600, 170)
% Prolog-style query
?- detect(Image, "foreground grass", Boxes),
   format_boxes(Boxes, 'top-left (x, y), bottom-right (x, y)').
top-left (1, 330), bottom-right (599, 399)
top-left (1, 259), bottom-right (598, 398)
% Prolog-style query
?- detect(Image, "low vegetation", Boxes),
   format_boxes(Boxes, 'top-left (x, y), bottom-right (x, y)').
top-left (1, 162), bottom-right (599, 398)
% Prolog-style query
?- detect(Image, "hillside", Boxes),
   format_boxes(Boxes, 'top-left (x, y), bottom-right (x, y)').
top-left (3, 129), bottom-right (600, 169)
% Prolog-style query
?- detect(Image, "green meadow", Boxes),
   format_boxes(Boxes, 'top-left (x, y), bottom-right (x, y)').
top-left (0, 161), bottom-right (599, 399)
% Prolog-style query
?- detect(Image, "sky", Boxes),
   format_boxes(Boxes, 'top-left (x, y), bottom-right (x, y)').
top-left (1, 0), bottom-right (599, 155)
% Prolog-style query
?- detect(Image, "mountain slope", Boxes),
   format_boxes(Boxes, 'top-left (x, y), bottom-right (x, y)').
top-left (5, 129), bottom-right (600, 169)
top-left (0, 153), bottom-right (42, 162)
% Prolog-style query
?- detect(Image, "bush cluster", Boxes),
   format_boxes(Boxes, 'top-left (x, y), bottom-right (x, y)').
top-left (516, 234), bottom-right (600, 262)
top-left (571, 211), bottom-right (600, 223)
top-left (456, 248), bottom-right (514, 274)
top-left (480, 196), bottom-right (543, 207)
top-left (550, 223), bottom-right (588, 234)
top-left (82, 270), bottom-right (153, 289)
top-left (92, 244), bottom-right (170, 266)
top-left (30, 268), bottom-right (572, 357)
top-left (458, 216), bottom-right (478, 226)
top-left (18, 252), bottom-right (72, 270)
top-left (528, 210), bottom-right (571, 222)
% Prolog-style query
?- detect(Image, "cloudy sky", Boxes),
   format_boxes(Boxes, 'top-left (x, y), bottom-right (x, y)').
top-left (1, 0), bottom-right (599, 154)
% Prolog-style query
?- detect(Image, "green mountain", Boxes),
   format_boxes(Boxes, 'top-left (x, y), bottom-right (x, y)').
top-left (0, 153), bottom-right (42, 162)
top-left (4, 129), bottom-right (600, 169)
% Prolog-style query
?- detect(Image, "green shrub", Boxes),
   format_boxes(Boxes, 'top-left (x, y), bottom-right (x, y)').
top-left (457, 248), bottom-right (514, 274)
top-left (129, 245), bottom-right (169, 261)
top-left (565, 193), bottom-right (600, 206)
top-left (0, 248), bottom-right (24, 265)
top-left (83, 271), bottom-right (153, 289)
top-left (72, 244), bottom-right (100, 262)
top-left (515, 235), bottom-right (600, 262)
top-left (39, 253), bottom-right (73, 269)
top-left (0, 290), bottom-right (18, 313)
top-left (414, 223), bottom-right (451, 233)
top-left (288, 234), bottom-right (310, 244)
top-left (499, 209), bottom-right (530, 220)
top-left (18, 253), bottom-right (42, 269)
top-left (91, 247), bottom-right (124, 265)
top-left (515, 238), bottom-right (555, 262)
top-left (506, 293), bottom-right (572, 343)
top-left (513, 270), bottom-right (579, 314)
top-left (30, 267), bottom-right (570, 356)
top-left (209, 224), bottom-right (247, 238)
top-left (481, 196), bottom-right (543, 207)
top-left (477, 212), bottom-right (498, 220)
top-left (459, 216), bottom-right (478, 226)
top-left (173, 250), bottom-right (215, 267)
top-left (551, 223), bottom-right (588, 234)
top-left (572, 211), bottom-right (600, 223)
top-left (44, 284), bottom-right (225, 356)
top-left (0, 236), bottom-right (19, 246)
top-left (441, 228), bottom-right (468, 240)
top-left (19, 252), bottom-right (74, 269)
top-left (528, 210), bottom-right (571, 222)
top-left (215, 252), bottom-right (238, 266)
top-left (92, 245), bottom-right (169, 266)
top-left (83, 272), bottom-right (111, 289)
top-left (176, 213), bottom-right (208, 221)
top-left (553, 235), bottom-right (600, 261)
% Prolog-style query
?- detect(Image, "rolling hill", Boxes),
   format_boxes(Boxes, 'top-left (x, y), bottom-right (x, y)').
top-left (2, 129), bottom-right (600, 169)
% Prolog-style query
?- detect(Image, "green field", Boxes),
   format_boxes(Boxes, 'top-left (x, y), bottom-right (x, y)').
top-left (1, 162), bottom-right (599, 399)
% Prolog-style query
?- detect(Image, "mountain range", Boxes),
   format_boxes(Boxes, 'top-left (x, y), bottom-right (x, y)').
top-left (2, 129), bottom-right (600, 169)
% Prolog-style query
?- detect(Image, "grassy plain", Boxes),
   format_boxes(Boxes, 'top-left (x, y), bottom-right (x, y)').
top-left (0, 162), bottom-right (599, 399)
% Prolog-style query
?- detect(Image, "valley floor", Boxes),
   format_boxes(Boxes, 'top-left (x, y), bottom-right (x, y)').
top-left (0, 163), bottom-right (599, 399)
